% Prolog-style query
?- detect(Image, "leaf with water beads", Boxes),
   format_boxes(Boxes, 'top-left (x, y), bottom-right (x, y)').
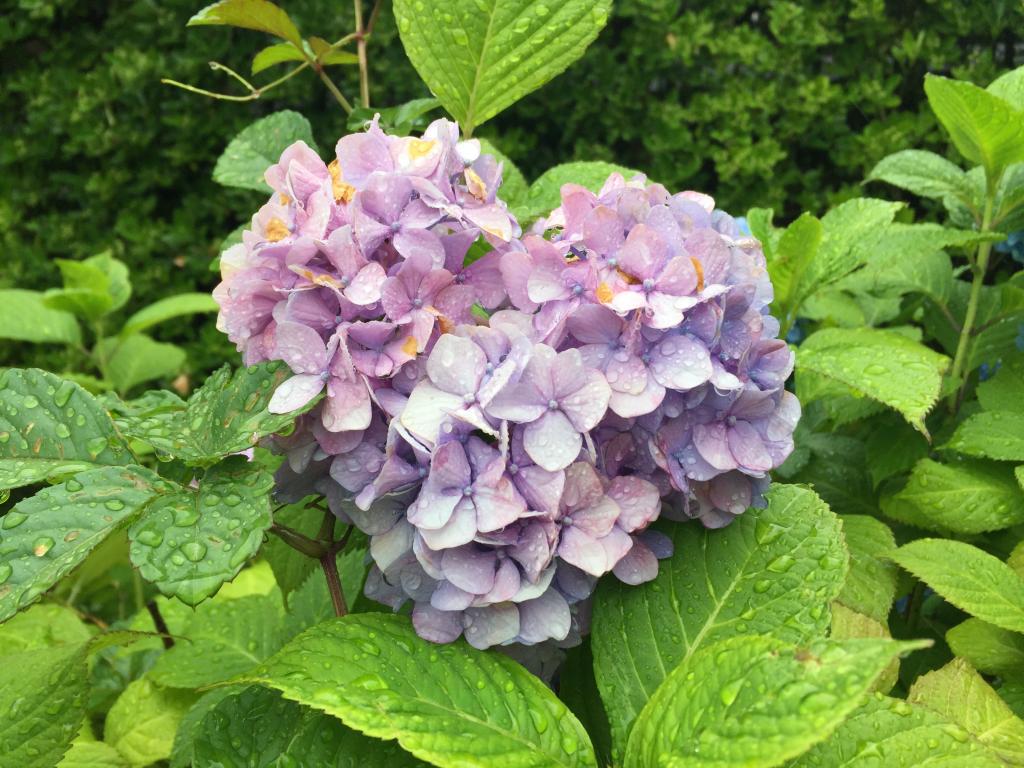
top-left (591, 484), bottom-right (847, 759)
top-left (0, 368), bottom-right (132, 490)
top-left (240, 613), bottom-right (598, 768)
top-left (624, 636), bottom-right (929, 768)
top-left (0, 465), bottom-right (174, 622)
top-left (128, 458), bottom-right (273, 605)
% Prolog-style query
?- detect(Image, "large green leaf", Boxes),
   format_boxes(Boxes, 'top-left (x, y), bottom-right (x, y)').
top-left (790, 694), bottom-right (1002, 767)
top-left (394, 0), bottom-right (612, 135)
top-left (864, 414), bottom-right (930, 488)
top-left (149, 593), bottom-right (286, 688)
top-left (58, 739), bottom-right (130, 768)
top-left (909, 657), bottom-right (1024, 765)
top-left (0, 465), bottom-right (173, 622)
top-left (796, 327), bottom-right (950, 434)
top-left (978, 359), bottom-right (1024, 413)
top-left (120, 293), bottom-right (219, 337)
top-left (591, 485), bottom-right (847, 757)
top-left (129, 459), bottom-right (273, 605)
top-left (98, 334), bottom-right (187, 394)
top-left (882, 458), bottom-right (1024, 534)
top-left (213, 111), bottom-right (317, 192)
top-left (924, 74), bottom-right (1024, 182)
top-left (115, 362), bottom-right (305, 464)
top-left (43, 252), bottom-right (131, 321)
top-left (889, 539), bottom-right (1024, 632)
top-left (770, 211), bottom-right (822, 326)
top-left (188, 0), bottom-right (302, 47)
top-left (0, 289), bottom-right (81, 345)
top-left (837, 515), bottom-right (898, 623)
top-left (946, 411), bottom-right (1024, 461)
top-left (0, 603), bottom-right (92, 655)
top-left (989, 66), bottom-right (1024, 110)
top-left (829, 604), bottom-right (900, 694)
top-left (867, 149), bottom-right (975, 203)
top-left (0, 368), bottom-right (132, 489)
top-left (191, 684), bottom-right (426, 767)
top-left (242, 613), bottom-right (597, 768)
top-left (519, 160), bottom-right (642, 224)
top-left (168, 688), bottom-right (241, 768)
top-left (806, 198), bottom-right (904, 288)
top-left (104, 678), bottom-right (197, 767)
top-left (623, 636), bottom-right (924, 768)
top-left (947, 618), bottom-right (1024, 679)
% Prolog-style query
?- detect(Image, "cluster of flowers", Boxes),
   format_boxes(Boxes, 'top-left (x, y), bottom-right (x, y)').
top-left (214, 117), bottom-right (798, 650)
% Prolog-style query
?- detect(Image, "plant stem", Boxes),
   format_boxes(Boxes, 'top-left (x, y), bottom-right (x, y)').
top-left (318, 511), bottom-right (348, 617)
top-left (146, 601), bottom-right (174, 649)
top-left (313, 66), bottom-right (355, 113)
top-left (948, 195), bottom-right (995, 411)
top-left (354, 0), bottom-right (370, 108)
top-left (269, 522), bottom-right (327, 559)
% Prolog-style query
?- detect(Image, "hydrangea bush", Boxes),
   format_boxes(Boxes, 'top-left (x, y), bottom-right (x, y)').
top-left (1, 1), bottom-right (1023, 767)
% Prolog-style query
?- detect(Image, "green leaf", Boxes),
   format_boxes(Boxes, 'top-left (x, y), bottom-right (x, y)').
top-left (251, 41), bottom-right (305, 74)
top-left (129, 459), bottom-right (273, 605)
top-left (188, 0), bottom-right (302, 47)
top-left (745, 207), bottom-right (778, 260)
top-left (623, 636), bottom-right (925, 768)
top-left (44, 252), bottom-right (131, 321)
top-left (946, 411), bottom-right (1024, 461)
top-left (989, 65), bottom-right (1024, 110)
top-left (947, 618), bottom-right (1024, 679)
top-left (58, 739), bottom-right (130, 768)
top-left (829, 604), bottom-right (899, 694)
top-left (104, 678), bottom-right (197, 767)
top-left (785, 433), bottom-right (876, 516)
top-left (243, 613), bottom-right (597, 768)
top-left (867, 149), bottom-right (974, 203)
top-left (98, 334), bottom-right (187, 394)
top-left (770, 211), bottom-right (822, 323)
top-left (120, 293), bottom-right (219, 337)
top-left (591, 485), bottom-right (847, 757)
top-left (168, 688), bottom-right (241, 768)
top-left (889, 538), bottom-right (1024, 633)
top-left (149, 594), bottom-right (286, 688)
top-left (864, 415), bottom-right (930, 488)
top-left (790, 694), bottom-right (1002, 767)
top-left (308, 36), bottom-right (359, 66)
top-left (807, 198), bottom-right (904, 288)
top-left (978, 359), bottom-right (1024, 413)
top-left (0, 289), bottom-right (81, 345)
top-left (478, 138), bottom-right (529, 209)
top-left (394, 0), bottom-right (612, 135)
top-left (520, 160), bottom-right (641, 223)
top-left (348, 98), bottom-right (443, 136)
top-left (0, 603), bottom-right (92, 655)
top-left (925, 74), bottom-right (1024, 182)
top-left (262, 502), bottom-right (321, 605)
top-left (909, 657), bottom-right (1024, 765)
top-left (0, 368), bottom-right (132, 489)
top-left (971, 311), bottom-right (1024, 371)
top-left (0, 465), bottom-right (173, 622)
top-left (837, 515), bottom-right (898, 623)
top-left (558, 642), bottom-right (612, 768)
top-left (995, 163), bottom-right (1024, 228)
top-left (213, 111), bottom-right (316, 192)
top-left (882, 458), bottom-right (1024, 534)
top-left (796, 327), bottom-right (950, 434)
top-left (115, 362), bottom-right (305, 464)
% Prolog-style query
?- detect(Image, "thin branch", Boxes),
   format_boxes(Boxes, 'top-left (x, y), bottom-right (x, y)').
top-left (269, 522), bottom-right (327, 559)
top-left (318, 512), bottom-right (348, 617)
top-left (365, 0), bottom-right (383, 37)
top-left (354, 0), bottom-right (370, 107)
top-left (209, 61), bottom-right (256, 92)
top-left (162, 57), bottom-right (311, 102)
top-left (313, 66), bottom-right (355, 113)
top-left (146, 601), bottom-right (174, 650)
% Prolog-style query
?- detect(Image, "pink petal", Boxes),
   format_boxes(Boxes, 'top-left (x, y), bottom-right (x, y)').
top-left (268, 374), bottom-right (324, 413)
top-left (274, 322), bottom-right (328, 374)
top-left (559, 370), bottom-right (611, 432)
top-left (693, 422), bottom-right (738, 471)
top-left (524, 410), bottom-right (581, 472)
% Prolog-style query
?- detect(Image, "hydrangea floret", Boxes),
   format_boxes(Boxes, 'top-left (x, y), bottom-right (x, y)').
top-left (213, 117), bottom-right (799, 650)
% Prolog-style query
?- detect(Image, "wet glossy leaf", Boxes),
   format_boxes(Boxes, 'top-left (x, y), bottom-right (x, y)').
top-left (0, 290), bottom-right (81, 345)
top-left (520, 160), bottom-right (641, 224)
top-left (837, 515), bottom-right (898, 623)
top-left (867, 149), bottom-right (975, 203)
top-left (0, 368), bottom-right (132, 489)
top-left (0, 465), bottom-right (174, 622)
top-left (947, 618), bottom-right (1024, 679)
top-left (243, 613), bottom-right (597, 768)
top-left (623, 636), bottom-right (926, 768)
top-left (0, 603), bottom-right (92, 655)
top-left (213, 111), bottom-right (316, 191)
top-left (104, 678), bottom-right (197, 767)
top-left (188, 0), bottom-right (302, 47)
top-left (946, 411), bottom-right (1024, 461)
top-left (591, 485), bottom-right (847, 758)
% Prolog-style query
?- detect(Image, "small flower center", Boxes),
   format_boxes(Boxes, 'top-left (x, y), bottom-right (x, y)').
top-left (572, 284), bottom-right (584, 296)
top-left (507, 463), bottom-right (519, 475)
top-left (462, 392), bottom-right (476, 405)
top-left (320, 371), bottom-right (331, 382)
top-left (411, 297), bottom-right (423, 308)
top-left (390, 221), bottom-right (402, 233)
top-left (340, 275), bottom-right (351, 287)
top-left (547, 399), bottom-right (559, 410)
top-left (643, 278), bottom-right (655, 292)
top-left (607, 257), bottom-right (618, 268)
top-left (334, 315), bottom-right (343, 324)
top-left (726, 415), bottom-right (737, 427)
top-left (462, 485), bottom-right (473, 497)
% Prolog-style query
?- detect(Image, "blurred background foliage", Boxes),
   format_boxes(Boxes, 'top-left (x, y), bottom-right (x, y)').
top-left (3, 0), bottom-right (1022, 378)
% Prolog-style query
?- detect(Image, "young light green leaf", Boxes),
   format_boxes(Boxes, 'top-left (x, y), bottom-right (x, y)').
top-left (947, 618), bottom-right (1024, 679)
top-left (867, 149), bottom-right (974, 203)
top-left (623, 636), bottom-right (926, 768)
top-left (188, 0), bottom-right (302, 47)
top-left (745, 207), bottom-right (778, 260)
top-left (770, 211), bottom-right (822, 326)
top-left (989, 65), bottom-right (1024, 110)
top-left (519, 160), bottom-right (642, 224)
top-left (0, 290), bottom-right (81, 345)
top-left (882, 458), bottom-right (1024, 534)
top-left (104, 678), bottom-right (197, 767)
top-left (591, 484), bottom-right (847, 758)
top-left (946, 411), bottom-right (1024, 461)
top-left (790, 694), bottom-right (1002, 767)
top-left (242, 613), bottom-right (597, 768)
top-left (251, 41), bottom-right (305, 74)
top-left (0, 603), bottom-right (93, 655)
top-left (0, 465), bottom-right (174, 622)
top-left (58, 739), bottom-right (130, 768)
top-left (909, 657), bottom-right (1024, 765)
top-left (796, 327), bottom-right (950, 434)
top-left (308, 36), bottom-right (359, 66)
top-left (98, 334), bottom-right (187, 394)
top-left (807, 198), bottom-right (904, 288)
top-left (149, 594), bottom-right (286, 688)
top-left (394, 0), bottom-right (612, 135)
top-left (0, 368), bottom-right (132, 488)
top-left (837, 515), bottom-right (898, 622)
top-left (43, 253), bottom-right (131, 320)
top-left (120, 293), bottom-right (219, 337)
top-left (889, 538), bottom-right (1024, 632)
top-left (830, 604), bottom-right (899, 694)
top-left (213, 111), bottom-right (316, 192)
top-left (129, 459), bottom-right (273, 605)
top-left (925, 74), bottom-right (1024, 181)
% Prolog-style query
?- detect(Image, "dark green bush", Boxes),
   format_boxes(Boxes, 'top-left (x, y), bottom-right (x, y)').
top-left (2, 0), bottom-right (1021, 374)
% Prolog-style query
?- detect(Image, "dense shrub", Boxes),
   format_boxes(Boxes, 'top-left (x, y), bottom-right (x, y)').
top-left (2, 0), bottom-right (1021, 373)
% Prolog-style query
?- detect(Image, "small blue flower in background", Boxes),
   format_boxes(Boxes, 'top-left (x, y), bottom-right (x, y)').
top-left (1017, 323), bottom-right (1024, 353)
top-left (979, 361), bottom-right (1002, 381)
top-left (995, 230), bottom-right (1024, 266)
top-left (786, 319), bottom-right (807, 345)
